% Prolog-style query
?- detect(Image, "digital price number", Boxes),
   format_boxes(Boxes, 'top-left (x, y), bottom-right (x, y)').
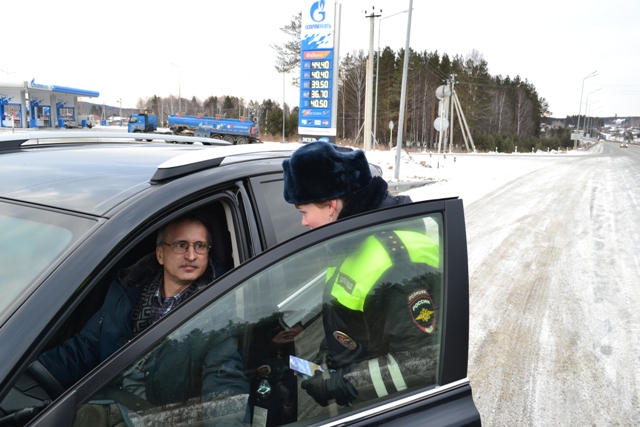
top-left (310, 100), bottom-right (329, 108)
top-left (311, 80), bottom-right (330, 89)
top-left (311, 70), bottom-right (330, 79)
top-left (311, 60), bottom-right (330, 69)
top-left (310, 90), bottom-right (330, 98)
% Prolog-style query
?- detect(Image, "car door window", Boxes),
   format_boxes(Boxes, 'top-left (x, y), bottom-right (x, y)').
top-left (249, 176), bottom-right (308, 245)
top-left (69, 210), bottom-right (445, 427)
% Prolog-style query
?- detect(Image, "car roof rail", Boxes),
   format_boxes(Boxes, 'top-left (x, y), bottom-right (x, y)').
top-left (150, 143), bottom-right (297, 183)
top-left (0, 131), bottom-right (231, 149)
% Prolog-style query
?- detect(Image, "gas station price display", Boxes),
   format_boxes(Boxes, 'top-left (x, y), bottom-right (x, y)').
top-left (298, 0), bottom-right (336, 140)
top-left (301, 58), bottom-right (333, 112)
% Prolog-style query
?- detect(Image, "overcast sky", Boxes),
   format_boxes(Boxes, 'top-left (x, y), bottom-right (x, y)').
top-left (1, 0), bottom-right (638, 118)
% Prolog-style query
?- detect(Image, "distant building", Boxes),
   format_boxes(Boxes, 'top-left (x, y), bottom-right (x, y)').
top-left (0, 79), bottom-right (99, 129)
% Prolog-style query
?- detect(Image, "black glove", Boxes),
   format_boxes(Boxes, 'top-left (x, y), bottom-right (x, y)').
top-left (301, 370), bottom-right (358, 407)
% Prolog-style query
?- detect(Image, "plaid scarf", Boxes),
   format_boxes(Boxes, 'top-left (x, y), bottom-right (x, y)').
top-left (130, 274), bottom-right (201, 336)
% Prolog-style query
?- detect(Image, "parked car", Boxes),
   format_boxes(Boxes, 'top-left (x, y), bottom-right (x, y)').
top-left (0, 131), bottom-right (480, 426)
top-left (63, 119), bottom-right (79, 129)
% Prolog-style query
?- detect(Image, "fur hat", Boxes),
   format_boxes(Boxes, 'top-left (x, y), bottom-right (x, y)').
top-left (282, 142), bottom-right (372, 205)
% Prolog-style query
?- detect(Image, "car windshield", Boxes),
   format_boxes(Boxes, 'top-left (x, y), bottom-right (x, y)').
top-left (0, 202), bottom-right (96, 318)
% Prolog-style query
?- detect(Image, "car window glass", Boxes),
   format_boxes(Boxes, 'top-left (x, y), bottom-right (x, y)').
top-left (258, 179), bottom-right (307, 244)
top-left (0, 202), bottom-right (96, 318)
top-left (77, 213), bottom-right (444, 427)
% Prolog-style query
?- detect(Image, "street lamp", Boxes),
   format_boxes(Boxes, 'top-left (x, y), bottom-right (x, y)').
top-left (0, 69), bottom-right (17, 81)
top-left (583, 88), bottom-right (601, 135)
top-left (118, 98), bottom-right (123, 126)
top-left (282, 71), bottom-right (286, 142)
top-left (171, 62), bottom-right (182, 113)
top-left (586, 101), bottom-right (601, 136)
top-left (374, 9), bottom-right (410, 149)
top-left (575, 70), bottom-right (597, 138)
top-left (272, 46), bottom-right (293, 144)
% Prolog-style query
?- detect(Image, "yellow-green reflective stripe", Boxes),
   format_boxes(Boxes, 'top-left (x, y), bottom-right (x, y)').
top-left (330, 236), bottom-right (391, 312)
top-left (396, 230), bottom-right (440, 268)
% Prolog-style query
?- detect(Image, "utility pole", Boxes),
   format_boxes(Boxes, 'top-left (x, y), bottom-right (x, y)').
top-left (448, 76), bottom-right (456, 153)
top-left (374, 9), bottom-right (410, 150)
top-left (364, 7), bottom-right (380, 152)
top-left (394, 0), bottom-right (413, 179)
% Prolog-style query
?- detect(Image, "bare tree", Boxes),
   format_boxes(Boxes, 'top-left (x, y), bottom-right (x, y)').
top-left (340, 50), bottom-right (367, 142)
top-left (515, 88), bottom-right (533, 136)
top-left (166, 95), bottom-right (178, 115)
top-left (270, 11), bottom-right (302, 88)
top-left (494, 88), bottom-right (509, 134)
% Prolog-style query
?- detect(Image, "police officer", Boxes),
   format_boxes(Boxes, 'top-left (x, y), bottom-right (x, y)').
top-left (282, 142), bottom-right (441, 407)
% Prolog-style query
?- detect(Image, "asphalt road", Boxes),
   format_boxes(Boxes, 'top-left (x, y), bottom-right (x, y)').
top-left (463, 142), bottom-right (640, 426)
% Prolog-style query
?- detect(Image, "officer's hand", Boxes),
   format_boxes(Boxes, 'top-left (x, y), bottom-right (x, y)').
top-left (301, 370), bottom-right (358, 407)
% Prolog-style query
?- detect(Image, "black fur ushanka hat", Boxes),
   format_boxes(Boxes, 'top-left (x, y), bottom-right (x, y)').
top-left (282, 142), bottom-right (372, 205)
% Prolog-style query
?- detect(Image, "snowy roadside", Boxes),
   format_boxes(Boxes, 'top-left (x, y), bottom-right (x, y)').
top-left (362, 143), bottom-right (602, 206)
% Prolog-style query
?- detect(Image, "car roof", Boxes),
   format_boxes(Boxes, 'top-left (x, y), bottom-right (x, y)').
top-left (0, 133), bottom-right (297, 216)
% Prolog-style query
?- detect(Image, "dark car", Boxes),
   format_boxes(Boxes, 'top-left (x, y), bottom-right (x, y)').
top-left (0, 131), bottom-right (480, 426)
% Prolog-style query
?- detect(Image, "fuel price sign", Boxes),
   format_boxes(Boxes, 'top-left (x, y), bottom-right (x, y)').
top-left (299, 0), bottom-right (337, 142)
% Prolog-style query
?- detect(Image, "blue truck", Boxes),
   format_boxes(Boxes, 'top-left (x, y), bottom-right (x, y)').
top-left (128, 113), bottom-right (260, 144)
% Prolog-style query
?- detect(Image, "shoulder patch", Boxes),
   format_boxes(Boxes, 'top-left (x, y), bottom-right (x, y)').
top-left (336, 272), bottom-right (356, 294)
top-left (333, 331), bottom-right (357, 350)
top-left (408, 288), bottom-right (436, 333)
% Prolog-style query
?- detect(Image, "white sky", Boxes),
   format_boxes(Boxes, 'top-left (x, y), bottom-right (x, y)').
top-left (1, 0), bottom-right (638, 118)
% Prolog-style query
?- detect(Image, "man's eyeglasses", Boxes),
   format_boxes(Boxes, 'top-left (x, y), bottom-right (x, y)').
top-left (162, 241), bottom-right (210, 255)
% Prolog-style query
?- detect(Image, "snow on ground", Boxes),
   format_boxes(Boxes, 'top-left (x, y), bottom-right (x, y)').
top-left (362, 141), bottom-right (640, 426)
top-left (362, 144), bottom-right (602, 205)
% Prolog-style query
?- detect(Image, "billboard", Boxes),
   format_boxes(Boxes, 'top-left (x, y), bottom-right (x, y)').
top-left (299, 0), bottom-right (339, 143)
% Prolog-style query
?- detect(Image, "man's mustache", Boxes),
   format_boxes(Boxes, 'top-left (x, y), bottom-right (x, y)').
top-left (180, 262), bottom-right (199, 268)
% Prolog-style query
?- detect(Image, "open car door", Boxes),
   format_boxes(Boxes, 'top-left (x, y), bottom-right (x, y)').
top-left (32, 198), bottom-right (480, 427)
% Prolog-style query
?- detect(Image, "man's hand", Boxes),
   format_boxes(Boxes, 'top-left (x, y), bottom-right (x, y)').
top-left (301, 370), bottom-right (358, 407)
top-left (272, 325), bottom-right (303, 345)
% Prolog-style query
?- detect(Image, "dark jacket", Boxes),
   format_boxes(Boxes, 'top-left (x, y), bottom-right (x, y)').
top-left (38, 253), bottom-right (228, 391)
top-left (308, 177), bottom-right (441, 404)
top-left (338, 176), bottom-right (412, 220)
top-left (321, 236), bottom-right (441, 401)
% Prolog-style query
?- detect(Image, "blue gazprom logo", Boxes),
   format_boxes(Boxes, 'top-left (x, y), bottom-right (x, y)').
top-left (29, 78), bottom-right (51, 91)
top-left (310, 0), bottom-right (325, 22)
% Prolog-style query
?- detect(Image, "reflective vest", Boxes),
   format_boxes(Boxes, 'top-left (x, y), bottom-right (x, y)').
top-left (327, 230), bottom-right (440, 312)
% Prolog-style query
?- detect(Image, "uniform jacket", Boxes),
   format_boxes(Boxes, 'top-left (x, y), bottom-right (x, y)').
top-left (337, 176), bottom-right (412, 220)
top-left (319, 177), bottom-right (442, 402)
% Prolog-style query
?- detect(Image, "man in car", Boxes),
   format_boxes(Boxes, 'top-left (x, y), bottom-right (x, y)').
top-left (33, 212), bottom-right (249, 416)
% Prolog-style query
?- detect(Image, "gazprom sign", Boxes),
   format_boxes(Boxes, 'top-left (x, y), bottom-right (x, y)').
top-left (299, 0), bottom-right (340, 143)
